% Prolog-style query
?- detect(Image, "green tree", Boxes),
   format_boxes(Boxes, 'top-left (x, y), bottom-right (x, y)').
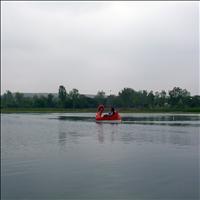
top-left (106, 95), bottom-right (116, 107)
top-left (32, 95), bottom-right (47, 108)
top-left (47, 94), bottom-right (55, 107)
top-left (169, 87), bottom-right (190, 107)
top-left (58, 85), bottom-right (67, 107)
top-left (190, 96), bottom-right (200, 107)
top-left (147, 91), bottom-right (155, 108)
top-left (154, 91), bottom-right (160, 107)
top-left (15, 92), bottom-right (24, 107)
top-left (159, 90), bottom-right (167, 107)
top-left (140, 90), bottom-right (148, 108)
top-left (2, 91), bottom-right (16, 107)
top-left (69, 89), bottom-right (80, 108)
top-left (118, 88), bottom-right (136, 108)
top-left (95, 90), bottom-right (106, 105)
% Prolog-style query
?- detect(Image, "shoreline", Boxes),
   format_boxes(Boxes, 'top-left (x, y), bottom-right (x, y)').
top-left (1, 108), bottom-right (200, 114)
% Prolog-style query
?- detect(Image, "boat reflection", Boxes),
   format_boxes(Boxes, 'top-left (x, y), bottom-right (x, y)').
top-left (96, 123), bottom-right (119, 144)
top-left (95, 123), bottom-right (198, 146)
top-left (97, 124), bottom-right (104, 143)
top-left (56, 115), bottom-right (199, 147)
top-left (58, 131), bottom-right (67, 146)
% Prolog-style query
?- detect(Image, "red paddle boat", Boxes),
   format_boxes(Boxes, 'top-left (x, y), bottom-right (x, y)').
top-left (95, 105), bottom-right (122, 123)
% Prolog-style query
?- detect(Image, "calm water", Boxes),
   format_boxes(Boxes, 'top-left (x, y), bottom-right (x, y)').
top-left (1, 113), bottom-right (200, 199)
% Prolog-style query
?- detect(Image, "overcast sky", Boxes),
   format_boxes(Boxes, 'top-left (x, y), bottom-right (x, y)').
top-left (1, 1), bottom-right (199, 95)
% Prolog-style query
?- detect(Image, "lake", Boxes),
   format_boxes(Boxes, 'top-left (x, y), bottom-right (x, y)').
top-left (1, 113), bottom-right (199, 199)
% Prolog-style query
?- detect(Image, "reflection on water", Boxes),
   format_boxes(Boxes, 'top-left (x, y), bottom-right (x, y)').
top-left (58, 121), bottom-right (67, 147)
top-left (97, 124), bottom-right (120, 144)
top-left (120, 128), bottom-right (197, 146)
top-left (55, 115), bottom-right (200, 146)
top-left (97, 124), bottom-right (104, 143)
top-left (121, 115), bottom-right (200, 121)
top-left (57, 122), bottom-right (198, 147)
top-left (58, 115), bottom-right (94, 122)
top-left (58, 131), bottom-right (67, 146)
top-left (54, 113), bottom-right (200, 127)
top-left (1, 113), bottom-right (199, 199)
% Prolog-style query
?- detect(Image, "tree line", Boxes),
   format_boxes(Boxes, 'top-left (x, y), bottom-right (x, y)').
top-left (1, 85), bottom-right (200, 110)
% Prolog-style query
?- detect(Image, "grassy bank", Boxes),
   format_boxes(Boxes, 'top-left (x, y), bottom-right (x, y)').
top-left (1, 107), bottom-right (200, 114)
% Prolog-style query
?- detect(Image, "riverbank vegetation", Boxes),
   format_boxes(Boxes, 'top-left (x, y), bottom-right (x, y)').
top-left (1, 86), bottom-right (200, 113)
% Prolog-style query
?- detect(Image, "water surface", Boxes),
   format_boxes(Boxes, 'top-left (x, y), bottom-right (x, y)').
top-left (1, 113), bottom-right (199, 199)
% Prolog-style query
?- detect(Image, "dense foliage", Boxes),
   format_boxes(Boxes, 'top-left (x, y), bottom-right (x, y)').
top-left (1, 86), bottom-right (200, 111)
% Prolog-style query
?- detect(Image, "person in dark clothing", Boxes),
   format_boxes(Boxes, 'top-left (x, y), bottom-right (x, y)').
top-left (108, 107), bottom-right (115, 116)
top-left (103, 107), bottom-right (116, 118)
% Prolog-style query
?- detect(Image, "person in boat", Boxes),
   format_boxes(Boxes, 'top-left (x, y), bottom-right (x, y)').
top-left (108, 107), bottom-right (115, 116)
top-left (103, 107), bottom-right (115, 117)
